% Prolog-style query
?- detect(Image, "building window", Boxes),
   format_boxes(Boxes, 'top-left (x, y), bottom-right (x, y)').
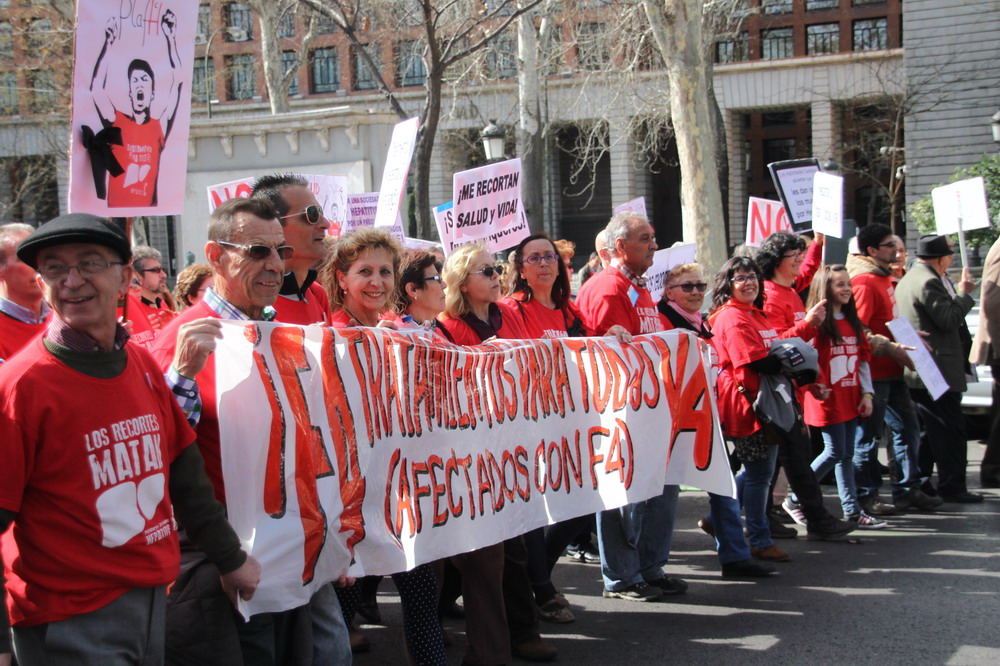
top-left (197, 4), bottom-right (211, 39)
top-left (806, 0), bottom-right (839, 9)
top-left (764, 137), bottom-right (797, 164)
top-left (486, 34), bottom-right (517, 80)
top-left (0, 22), bottom-right (13, 59)
top-left (576, 22), bottom-right (610, 70)
top-left (192, 56), bottom-right (216, 101)
top-left (806, 23), bottom-right (839, 55)
top-left (278, 13), bottom-right (295, 38)
top-left (224, 2), bottom-right (253, 41)
top-left (486, 0), bottom-right (515, 16)
top-left (26, 18), bottom-right (52, 53)
top-left (311, 47), bottom-right (340, 93)
top-left (395, 40), bottom-right (426, 87)
top-left (853, 0), bottom-right (885, 5)
top-left (225, 54), bottom-right (256, 100)
top-left (282, 50), bottom-right (299, 96)
top-left (853, 18), bottom-right (888, 51)
top-left (28, 70), bottom-right (56, 112)
top-left (0, 72), bottom-right (17, 114)
top-left (763, 0), bottom-right (793, 14)
top-left (0, 155), bottom-right (60, 224)
top-left (316, 15), bottom-right (338, 34)
top-left (716, 32), bottom-right (749, 63)
top-left (761, 27), bottom-right (794, 60)
top-left (352, 44), bottom-right (381, 91)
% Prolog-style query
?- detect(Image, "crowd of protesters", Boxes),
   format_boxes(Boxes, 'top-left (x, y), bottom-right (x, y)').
top-left (0, 172), bottom-right (995, 665)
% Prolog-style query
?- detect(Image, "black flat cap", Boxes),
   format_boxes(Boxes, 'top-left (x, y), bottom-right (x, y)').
top-left (915, 234), bottom-right (954, 259)
top-left (17, 213), bottom-right (131, 269)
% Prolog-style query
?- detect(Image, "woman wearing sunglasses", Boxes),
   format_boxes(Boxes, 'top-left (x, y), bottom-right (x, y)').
top-left (318, 228), bottom-right (447, 665)
top-left (437, 243), bottom-right (559, 664)
top-left (398, 250), bottom-right (449, 336)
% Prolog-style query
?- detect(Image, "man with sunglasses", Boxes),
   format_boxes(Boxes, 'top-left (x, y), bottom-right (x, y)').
top-left (251, 174), bottom-right (333, 326)
top-left (151, 198), bottom-right (342, 664)
top-left (127, 246), bottom-right (176, 348)
top-left (0, 212), bottom-right (259, 665)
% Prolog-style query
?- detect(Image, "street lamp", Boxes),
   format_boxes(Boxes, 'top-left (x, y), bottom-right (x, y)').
top-left (480, 120), bottom-right (506, 163)
top-left (991, 109), bottom-right (1000, 146)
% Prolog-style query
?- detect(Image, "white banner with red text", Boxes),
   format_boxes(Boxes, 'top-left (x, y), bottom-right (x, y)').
top-left (214, 323), bottom-right (733, 617)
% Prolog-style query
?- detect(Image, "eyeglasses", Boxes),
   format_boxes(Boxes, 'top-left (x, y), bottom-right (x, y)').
top-left (878, 241), bottom-right (898, 248)
top-left (730, 274), bottom-right (759, 284)
top-left (138, 266), bottom-right (167, 274)
top-left (471, 265), bottom-right (504, 278)
top-left (420, 275), bottom-right (443, 283)
top-left (217, 241), bottom-right (294, 261)
top-left (669, 282), bottom-right (708, 293)
top-left (38, 260), bottom-right (123, 281)
top-left (782, 252), bottom-right (803, 260)
top-left (279, 205), bottom-right (322, 225)
top-left (522, 253), bottom-right (559, 266)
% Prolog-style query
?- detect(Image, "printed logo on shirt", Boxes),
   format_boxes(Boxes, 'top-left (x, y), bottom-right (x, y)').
top-left (828, 335), bottom-right (859, 386)
top-left (637, 306), bottom-right (659, 334)
top-left (85, 413), bottom-right (172, 548)
top-left (887, 284), bottom-right (899, 318)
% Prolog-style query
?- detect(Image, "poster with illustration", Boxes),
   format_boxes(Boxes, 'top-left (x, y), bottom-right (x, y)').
top-left (70, 1), bottom-right (198, 217)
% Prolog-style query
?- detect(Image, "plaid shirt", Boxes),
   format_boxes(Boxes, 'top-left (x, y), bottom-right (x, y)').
top-left (167, 288), bottom-right (275, 427)
top-left (616, 262), bottom-right (648, 289)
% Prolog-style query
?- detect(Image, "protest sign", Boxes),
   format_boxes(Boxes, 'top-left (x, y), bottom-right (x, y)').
top-left (811, 172), bottom-right (844, 238)
top-left (215, 323), bottom-right (732, 616)
top-left (207, 177), bottom-right (256, 212)
top-left (452, 158), bottom-right (531, 254)
top-left (645, 243), bottom-right (698, 303)
top-left (614, 197), bottom-right (648, 219)
top-left (932, 177), bottom-right (991, 268)
top-left (885, 318), bottom-right (950, 400)
top-left (745, 198), bottom-right (790, 247)
top-left (70, 2), bottom-right (198, 217)
top-left (767, 159), bottom-right (821, 232)
top-left (308, 174), bottom-right (348, 237)
top-left (346, 193), bottom-right (379, 233)
top-left (374, 117), bottom-right (419, 242)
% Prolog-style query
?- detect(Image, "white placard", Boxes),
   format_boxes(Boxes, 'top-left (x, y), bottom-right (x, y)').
top-left (452, 158), bottom-right (530, 254)
top-left (207, 177), bottom-right (255, 212)
top-left (931, 177), bottom-right (991, 235)
top-left (614, 197), bottom-right (648, 219)
top-left (374, 117), bottom-right (420, 242)
top-left (885, 318), bottom-right (950, 400)
top-left (745, 197), bottom-right (791, 247)
top-left (811, 172), bottom-right (844, 238)
top-left (645, 243), bottom-right (697, 303)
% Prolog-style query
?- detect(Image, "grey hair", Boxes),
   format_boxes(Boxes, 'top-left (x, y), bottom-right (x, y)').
top-left (0, 223), bottom-right (34, 267)
top-left (604, 212), bottom-right (649, 256)
top-left (131, 245), bottom-right (163, 272)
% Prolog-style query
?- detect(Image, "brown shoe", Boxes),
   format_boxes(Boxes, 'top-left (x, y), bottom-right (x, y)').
top-left (512, 637), bottom-right (558, 662)
top-left (349, 625), bottom-right (371, 653)
top-left (750, 545), bottom-right (791, 562)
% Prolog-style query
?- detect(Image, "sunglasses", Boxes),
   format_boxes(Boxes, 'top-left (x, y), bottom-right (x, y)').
top-left (669, 282), bottom-right (708, 293)
top-left (472, 265), bottom-right (504, 278)
top-left (420, 275), bottom-right (443, 283)
top-left (280, 204), bottom-right (322, 224)
top-left (217, 241), bottom-right (294, 261)
top-left (138, 266), bottom-right (167, 274)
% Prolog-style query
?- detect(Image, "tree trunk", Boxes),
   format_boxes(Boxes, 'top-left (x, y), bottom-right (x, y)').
top-left (257, 9), bottom-right (291, 114)
top-left (517, 6), bottom-right (544, 232)
top-left (413, 73), bottom-right (442, 239)
top-left (643, 0), bottom-right (728, 272)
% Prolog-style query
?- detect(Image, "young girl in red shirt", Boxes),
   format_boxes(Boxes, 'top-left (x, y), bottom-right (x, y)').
top-left (801, 266), bottom-right (884, 529)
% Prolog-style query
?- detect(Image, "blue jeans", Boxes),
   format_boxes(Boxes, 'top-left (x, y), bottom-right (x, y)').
top-left (854, 378), bottom-right (919, 500)
top-left (707, 492), bottom-right (752, 565)
top-left (309, 583), bottom-right (352, 666)
top-left (735, 445), bottom-right (778, 549)
top-left (596, 484), bottom-right (679, 591)
top-left (813, 419), bottom-right (860, 517)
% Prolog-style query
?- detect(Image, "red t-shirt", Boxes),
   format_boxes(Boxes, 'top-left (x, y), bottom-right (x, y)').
top-left (121, 293), bottom-right (160, 350)
top-left (0, 339), bottom-right (194, 626)
top-left (576, 268), bottom-right (660, 336)
top-left (134, 297), bottom-right (176, 332)
top-left (851, 270), bottom-right (902, 379)
top-left (0, 311), bottom-right (48, 363)
top-left (108, 111), bottom-right (164, 208)
top-left (500, 292), bottom-right (593, 339)
top-left (708, 300), bottom-right (779, 438)
top-left (803, 316), bottom-right (872, 427)
top-left (273, 282), bottom-right (332, 326)
top-left (763, 280), bottom-right (817, 342)
top-left (437, 302), bottom-right (528, 345)
top-left (150, 300), bottom-right (227, 504)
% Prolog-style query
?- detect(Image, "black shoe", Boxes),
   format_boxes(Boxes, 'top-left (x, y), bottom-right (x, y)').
top-left (941, 491), bottom-right (985, 503)
top-left (646, 576), bottom-right (688, 595)
top-left (722, 559), bottom-right (776, 578)
top-left (806, 515), bottom-right (856, 541)
top-left (698, 518), bottom-right (716, 538)
top-left (981, 476), bottom-right (1000, 489)
top-left (357, 601), bottom-right (382, 625)
top-left (512, 638), bottom-right (558, 662)
top-left (770, 518), bottom-right (798, 539)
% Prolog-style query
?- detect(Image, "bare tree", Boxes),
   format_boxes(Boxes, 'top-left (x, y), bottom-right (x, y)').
top-left (298, 0), bottom-right (545, 238)
top-left (241, 0), bottom-right (319, 114)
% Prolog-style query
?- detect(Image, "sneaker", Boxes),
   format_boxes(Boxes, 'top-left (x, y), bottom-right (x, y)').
top-left (806, 515), bottom-right (857, 541)
top-left (647, 576), bottom-right (688, 595)
top-left (698, 518), bottom-right (716, 538)
top-left (894, 487), bottom-right (943, 511)
top-left (782, 497), bottom-right (808, 526)
top-left (565, 544), bottom-right (601, 564)
top-left (769, 517), bottom-right (799, 539)
top-left (860, 494), bottom-right (899, 516)
top-left (602, 582), bottom-right (662, 602)
top-left (537, 599), bottom-right (575, 624)
top-left (846, 511), bottom-right (888, 530)
top-left (721, 559), bottom-right (776, 578)
top-left (750, 545), bottom-right (791, 562)
top-left (770, 505), bottom-right (796, 525)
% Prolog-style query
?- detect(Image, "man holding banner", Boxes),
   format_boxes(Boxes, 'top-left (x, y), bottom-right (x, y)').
top-left (577, 212), bottom-right (686, 601)
top-left (251, 174), bottom-right (334, 326)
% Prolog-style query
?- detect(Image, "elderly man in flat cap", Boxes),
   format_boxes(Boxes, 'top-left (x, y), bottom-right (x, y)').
top-left (0, 212), bottom-right (259, 666)
top-left (895, 234), bottom-right (983, 504)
